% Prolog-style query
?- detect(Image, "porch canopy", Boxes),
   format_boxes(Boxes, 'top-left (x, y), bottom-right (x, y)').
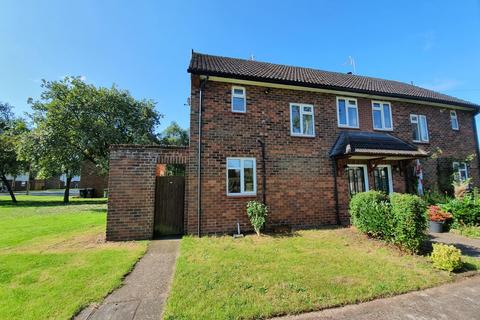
top-left (329, 131), bottom-right (428, 161)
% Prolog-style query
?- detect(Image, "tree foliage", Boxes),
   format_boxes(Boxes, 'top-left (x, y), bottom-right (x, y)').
top-left (0, 102), bottom-right (28, 202)
top-left (28, 77), bottom-right (162, 174)
top-left (159, 121), bottom-right (189, 146)
top-left (159, 122), bottom-right (188, 176)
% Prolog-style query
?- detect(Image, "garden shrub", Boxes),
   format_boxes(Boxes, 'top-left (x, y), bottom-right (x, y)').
top-left (431, 243), bottom-right (463, 272)
top-left (350, 192), bottom-right (428, 253)
top-left (349, 191), bottom-right (393, 240)
top-left (246, 201), bottom-right (268, 236)
top-left (440, 191), bottom-right (480, 228)
top-left (390, 193), bottom-right (427, 253)
top-left (423, 190), bottom-right (450, 205)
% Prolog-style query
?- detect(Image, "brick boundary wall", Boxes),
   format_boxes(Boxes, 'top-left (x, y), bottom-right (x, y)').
top-left (106, 145), bottom-right (188, 241)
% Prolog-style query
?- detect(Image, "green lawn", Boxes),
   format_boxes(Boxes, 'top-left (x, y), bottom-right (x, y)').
top-left (164, 228), bottom-right (478, 320)
top-left (451, 226), bottom-right (480, 239)
top-left (0, 195), bottom-right (147, 320)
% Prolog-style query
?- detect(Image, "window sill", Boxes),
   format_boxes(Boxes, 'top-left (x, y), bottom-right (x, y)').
top-left (412, 140), bottom-right (430, 144)
top-left (290, 134), bottom-right (316, 138)
top-left (226, 193), bottom-right (257, 198)
top-left (338, 125), bottom-right (360, 129)
top-left (231, 110), bottom-right (246, 114)
top-left (373, 128), bottom-right (394, 132)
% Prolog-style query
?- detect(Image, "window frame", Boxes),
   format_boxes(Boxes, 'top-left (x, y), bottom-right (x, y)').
top-left (374, 164), bottom-right (394, 194)
top-left (226, 157), bottom-right (257, 196)
top-left (336, 97), bottom-right (359, 129)
top-left (346, 164), bottom-right (369, 196)
top-left (452, 161), bottom-right (469, 181)
top-left (289, 103), bottom-right (315, 137)
top-left (231, 86), bottom-right (246, 113)
top-left (410, 114), bottom-right (429, 143)
top-left (371, 100), bottom-right (393, 131)
top-left (450, 110), bottom-right (459, 130)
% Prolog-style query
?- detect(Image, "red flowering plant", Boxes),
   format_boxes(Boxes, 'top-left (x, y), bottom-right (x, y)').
top-left (428, 205), bottom-right (452, 222)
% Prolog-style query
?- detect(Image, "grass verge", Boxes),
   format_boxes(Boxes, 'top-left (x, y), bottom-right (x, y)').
top-left (451, 226), bottom-right (480, 239)
top-left (164, 228), bottom-right (476, 320)
top-left (0, 195), bottom-right (147, 320)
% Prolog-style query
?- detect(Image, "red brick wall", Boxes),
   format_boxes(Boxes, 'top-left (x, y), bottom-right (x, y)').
top-left (187, 78), bottom-right (479, 235)
top-left (106, 145), bottom-right (188, 241)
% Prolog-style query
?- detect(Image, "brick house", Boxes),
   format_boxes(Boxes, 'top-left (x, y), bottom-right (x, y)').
top-left (106, 52), bottom-right (480, 240)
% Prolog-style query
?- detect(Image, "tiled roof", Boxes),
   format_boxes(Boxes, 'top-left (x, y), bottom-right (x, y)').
top-left (329, 131), bottom-right (428, 158)
top-left (188, 52), bottom-right (479, 110)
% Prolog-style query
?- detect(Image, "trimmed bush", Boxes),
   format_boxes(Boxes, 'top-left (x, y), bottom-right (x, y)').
top-left (349, 192), bottom-right (428, 253)
top-left (246, 201), bottom-right (268, 236)
top-left (349, 191), bottom-right (393, 239)
top-left (431, 243), bottom-right (463, 272)
top-left (390, 193), bottom-right (428, 253)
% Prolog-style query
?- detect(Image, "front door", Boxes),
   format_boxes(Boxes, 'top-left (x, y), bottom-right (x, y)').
top-left (373, 165), bottom-right (393, 194)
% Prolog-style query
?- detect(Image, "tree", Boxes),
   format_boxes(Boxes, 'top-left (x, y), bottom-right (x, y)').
top-left (159, 121), bottom-right (189, 146)
top-left (28, 77), bottom-right (162, 175)
top-left (159, 122), bottom-right (189, 176)
top-left (18, 128), bottom-right (82, 204)
top-left (0, 102), bottom-right (28, 203)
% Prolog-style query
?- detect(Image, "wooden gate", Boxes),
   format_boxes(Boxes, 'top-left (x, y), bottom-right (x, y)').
top-left (154, 176), bottom-right (185, 236)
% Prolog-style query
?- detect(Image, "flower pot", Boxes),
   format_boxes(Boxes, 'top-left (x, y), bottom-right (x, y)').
top-left (429, 221), bottom-right (444, 233)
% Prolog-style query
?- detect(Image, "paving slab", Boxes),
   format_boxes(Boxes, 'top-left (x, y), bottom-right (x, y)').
top-left (273, 276), bottom-right (480, 320)
top-left (429, 232), bottom-right (480, 258)
top-left (75, 238), bottom-right (180, 320)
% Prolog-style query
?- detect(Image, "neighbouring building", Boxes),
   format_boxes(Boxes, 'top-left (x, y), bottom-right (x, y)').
top-left (78, 160), bottom-right (108, 197)
top-left (106, 52), bottom-right (480, 241)
top-left (0, 174), bottom-right (77, 192)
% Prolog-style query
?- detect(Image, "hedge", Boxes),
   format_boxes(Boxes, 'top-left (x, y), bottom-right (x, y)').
top-left (349, 191), bottom-right (392, 239)
top-left (350, 191), bottom-right (427, 253)
top-left (390, 193), bottom-right (428, 252)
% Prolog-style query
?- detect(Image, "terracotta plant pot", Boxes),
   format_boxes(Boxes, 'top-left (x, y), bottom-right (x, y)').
top-left (429, 221), bottom-right (444, 233)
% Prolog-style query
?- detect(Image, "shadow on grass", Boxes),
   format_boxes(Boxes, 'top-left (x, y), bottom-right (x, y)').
top-left (459, 261), bottom-right (479, 272)
top-left (0, 199), bottom-right (107, 208)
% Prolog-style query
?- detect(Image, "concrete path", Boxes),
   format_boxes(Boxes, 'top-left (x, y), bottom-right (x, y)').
top-left (429, 232), bottom-right (480, 258)
top-left (274, 276), bottom-right (480, 320)
top-left (75, 238), bottom-right (180, 320)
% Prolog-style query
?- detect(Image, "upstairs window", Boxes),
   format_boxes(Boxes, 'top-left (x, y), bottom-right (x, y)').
top-left (231, 86), bottom-right (246, 112)
top-left (337, 97), bottom-right (359, 128)
top-left (410, 114), bottom-right (429, 143)
top-left (372, 101), bottom-right (393, 130)
top-left (290, 103), bottom-right (315, 137)
top-left (227, 158), bottom-right (256, 196)
top-left (453, 162), bottom-right (469, 182)
top-left (450, 110), bottom-right (459, 130)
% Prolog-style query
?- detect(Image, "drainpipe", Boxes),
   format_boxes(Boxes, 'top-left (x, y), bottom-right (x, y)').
top-left (257, 138), bottom-right (267, 205)
top-left (472, 111), bottom-right (480, 182)
top-left (332, 158), bottom-right (341, 225)
top-left (197, 77), bottom-right (208, 237)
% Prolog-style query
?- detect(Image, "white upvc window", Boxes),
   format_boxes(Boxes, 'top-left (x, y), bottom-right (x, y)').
top-left (226, 158), bottom-right (256, 196)
top-left (346, 164), bottom-right (369, 196)
top-left (372, 101), bottom-right (393, 131)
top-left (337, 97), bottom-right (359, 128)
top-left (450, 110), bottom-right (459, 130)
top-left (231, 86), bottom-right (246, 113)
top-left (410, 114), bottom-right (429, 143)
top-left (453, 162), bottom-right (469, 182)
top-left (290, 103), bottom-right (315, 137)
top-left (373, 165), bottom-right (393, 194)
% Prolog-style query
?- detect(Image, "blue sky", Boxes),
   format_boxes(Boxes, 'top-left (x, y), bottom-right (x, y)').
top-left (1, 0), bottom-right (480, 133)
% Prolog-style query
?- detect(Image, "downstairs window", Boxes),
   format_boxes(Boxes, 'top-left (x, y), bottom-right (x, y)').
top-left (227, 158), bottom-right (256, 196)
